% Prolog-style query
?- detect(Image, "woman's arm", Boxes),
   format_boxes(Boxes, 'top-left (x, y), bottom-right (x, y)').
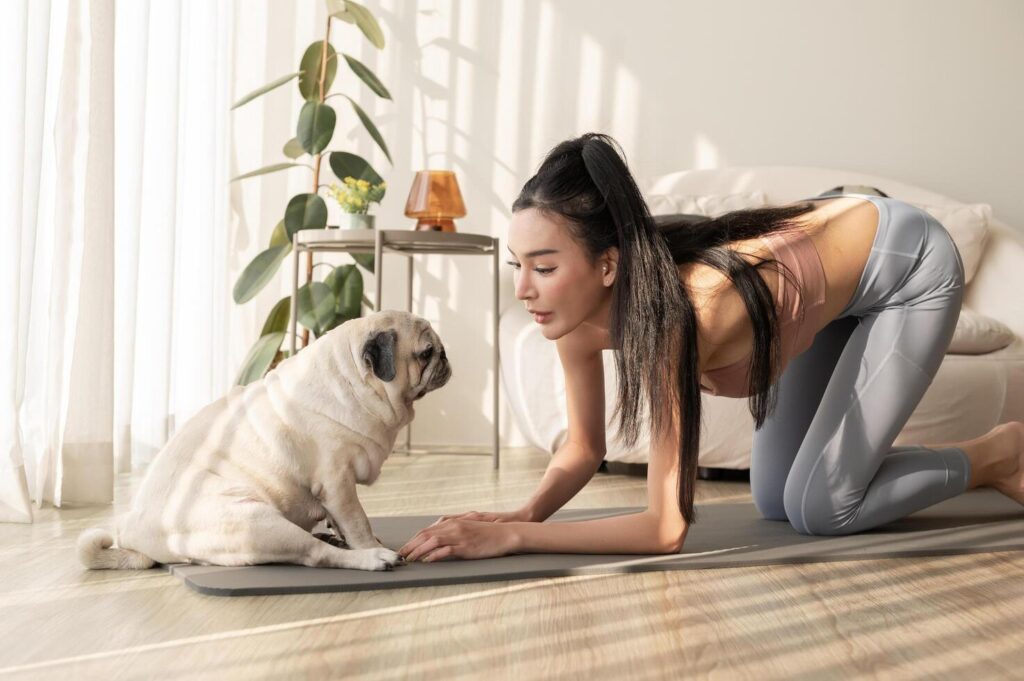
top-left (513, 401), bottom-right (690, 556)
top-left (510, 509), bottom-right (679, 554)
top-left (513, 330), bottom-right (609, 523)
top-left (506, 330), bottom-right (687, 555)
top-left (519, 440), bottom-right (605, 522)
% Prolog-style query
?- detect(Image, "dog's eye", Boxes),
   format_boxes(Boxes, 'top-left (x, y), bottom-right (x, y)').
top-left (418, 345), bottom-right (433, 361)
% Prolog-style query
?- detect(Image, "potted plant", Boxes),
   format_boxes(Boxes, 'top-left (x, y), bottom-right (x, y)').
top-left (329, 175), bottom-right (387, 229)
top-left (229, 0), bottom-right (391, 384)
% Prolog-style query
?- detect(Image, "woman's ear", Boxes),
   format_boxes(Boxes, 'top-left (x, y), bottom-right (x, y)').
top-left (600, 247), bottom-right (619, 286)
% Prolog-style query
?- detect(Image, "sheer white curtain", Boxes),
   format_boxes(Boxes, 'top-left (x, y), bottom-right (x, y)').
top-left (1, 0), bottom-right (237, 523)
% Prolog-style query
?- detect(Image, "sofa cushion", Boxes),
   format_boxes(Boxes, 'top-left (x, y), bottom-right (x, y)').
top-left (645, 190), bottom-right (768, 217)
top-left (948, 307), bottom-right (1015, 355)
top-left (904, 200), bottom-right (992, 284)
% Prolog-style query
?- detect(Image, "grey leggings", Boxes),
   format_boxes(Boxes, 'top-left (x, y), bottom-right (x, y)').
top-left (751, 193), bottom-right (970, 535)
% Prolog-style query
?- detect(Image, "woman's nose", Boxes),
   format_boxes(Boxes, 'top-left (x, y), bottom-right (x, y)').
top-left (514, 272), bottom-right (533, 300)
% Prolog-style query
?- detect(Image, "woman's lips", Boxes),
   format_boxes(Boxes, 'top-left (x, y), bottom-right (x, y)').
top-left (532, 311), bottom-right (552, 323)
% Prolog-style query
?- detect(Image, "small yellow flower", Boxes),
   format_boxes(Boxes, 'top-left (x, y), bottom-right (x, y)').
top-left (330, 176), bottom-right (384, 215)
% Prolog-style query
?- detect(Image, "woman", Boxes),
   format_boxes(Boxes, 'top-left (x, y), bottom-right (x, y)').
top-left (398, 132), bottom-right (1023, 563)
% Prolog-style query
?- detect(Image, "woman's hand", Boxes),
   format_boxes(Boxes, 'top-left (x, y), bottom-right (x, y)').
top-left (398, 515), bottom-right (524, 562)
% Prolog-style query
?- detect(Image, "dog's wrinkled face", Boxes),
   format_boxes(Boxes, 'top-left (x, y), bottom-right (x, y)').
top-left (358, 310), bottom-right (452, 401)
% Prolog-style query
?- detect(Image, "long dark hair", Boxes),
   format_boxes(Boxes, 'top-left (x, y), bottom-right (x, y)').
top-left (512, 132), bottom-right (818, 526)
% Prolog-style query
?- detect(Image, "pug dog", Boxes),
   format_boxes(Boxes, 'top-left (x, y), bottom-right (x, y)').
top-left (77, 310), bottom-right (451, 572)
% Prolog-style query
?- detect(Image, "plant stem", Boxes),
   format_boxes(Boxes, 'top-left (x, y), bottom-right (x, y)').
top-left (303, 15), bottom-right (333, 350)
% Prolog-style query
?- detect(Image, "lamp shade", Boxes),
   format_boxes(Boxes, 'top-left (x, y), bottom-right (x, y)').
top-left (403, 170), bottom-right (467, 232)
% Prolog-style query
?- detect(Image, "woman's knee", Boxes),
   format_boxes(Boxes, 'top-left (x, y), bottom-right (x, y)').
top-left (782, 481), bottom-right (857, 536)
top-left (750, 457), bottom-right (791, 521)
top-left (751, 480), bottom-right (788, 521)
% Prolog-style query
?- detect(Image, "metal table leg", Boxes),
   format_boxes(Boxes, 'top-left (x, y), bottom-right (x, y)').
top-left (405, 253), bottom-right (413, 455)
top-left (374, 229), bottom-right (383, 312)
top-left (290, 240), bottom-right (300, 355)
top-left (493, 238), bottom-right (500, 469)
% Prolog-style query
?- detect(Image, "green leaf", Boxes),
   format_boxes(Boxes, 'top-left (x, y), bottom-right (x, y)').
top-left (323, 314), bottom-right (347, 333)
top-left (231, 162), bottom-right (306, 182)
top-left (261, 296), bottom-right (292, 336)
top-left (341, 94), bottom-right (392, 164)
top-left (297, 101), bottom-right (336, 155)
top-left (298, 41), bottom-right (338, 101)
top-left (296, 281), bottom-right (336, 337)
top-left (231, 71), bottom-right (302, 110)
top-left (235, 331), bottom-right (286, 386)
top-left (324, 264), bottom-right (363, 318)
top-left (233, 245), bottom-right (291, 304)
top-left (351, 252), bottom-right (375, 275)
top-left (339, 266), bottom-right (363, 318)
top-left (329, 151), bottom-right (384, 186)
top-left (284, 193), bottom-right (328, 239)
top-left (269, 219), bottom-right (290, 248)
top-left (323, 264), bottom-right (350, 302)
top-left (344, 0), bottom-right (385, 49)
top-left (342, 53), bottom-right (391, 99)
top-left (326, 0), bottom-right (355, 22)
top-left (282, 137), bottom-right (305, 160)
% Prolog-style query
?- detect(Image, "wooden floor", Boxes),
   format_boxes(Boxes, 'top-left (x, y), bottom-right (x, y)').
top-left (2, 446), bottom-right (1023, 680)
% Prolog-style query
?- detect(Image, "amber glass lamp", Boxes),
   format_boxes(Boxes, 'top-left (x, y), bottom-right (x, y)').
top-left (404, 170), bottom-right (467, 232)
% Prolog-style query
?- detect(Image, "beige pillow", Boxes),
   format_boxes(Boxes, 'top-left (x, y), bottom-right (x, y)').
top-left (645, 191), bottom-right (768, 218)
top-left (905, 201), bottom-right (992, 284)
top-left (948, 307), bottom-right (1015, 355)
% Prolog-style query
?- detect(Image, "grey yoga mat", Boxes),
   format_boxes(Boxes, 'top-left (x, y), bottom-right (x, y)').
top-left (165, 489), bottom-right (1024, 597)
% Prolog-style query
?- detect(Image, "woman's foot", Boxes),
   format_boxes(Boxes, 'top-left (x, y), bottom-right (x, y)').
top-left (927, 422), bottom-right (1024, 501)
top-left (986, 421), bottom-right (1024, 505)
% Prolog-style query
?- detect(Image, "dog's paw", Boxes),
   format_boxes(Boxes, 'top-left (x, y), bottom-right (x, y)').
top-left (359, 547), bottom-right (405, 571)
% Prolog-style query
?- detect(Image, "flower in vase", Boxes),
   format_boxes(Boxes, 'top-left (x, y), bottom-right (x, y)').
top-left (329, 176), bottom-right (387, 215)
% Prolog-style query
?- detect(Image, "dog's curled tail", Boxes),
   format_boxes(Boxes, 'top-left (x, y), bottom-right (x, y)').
top-left (77, 528), bottom-right (156, 570)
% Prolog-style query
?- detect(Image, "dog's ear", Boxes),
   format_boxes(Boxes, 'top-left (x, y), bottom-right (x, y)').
top-left (361, 329), bottom-right (397, 382)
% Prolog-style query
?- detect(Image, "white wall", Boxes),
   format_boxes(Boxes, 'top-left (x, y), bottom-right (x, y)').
top-left (230, 0), bottom-right (1024, 449)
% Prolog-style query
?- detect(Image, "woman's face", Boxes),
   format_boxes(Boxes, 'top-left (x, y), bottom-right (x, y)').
top-left (506, 207), bottom-right (617, 340)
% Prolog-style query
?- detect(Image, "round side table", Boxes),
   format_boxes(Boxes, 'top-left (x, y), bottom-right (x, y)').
top-left (289, 228), bottom-right (501, 469)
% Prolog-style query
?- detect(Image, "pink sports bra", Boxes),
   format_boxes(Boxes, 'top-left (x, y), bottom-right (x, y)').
top-left (698, 227), bottom-right (828, 398)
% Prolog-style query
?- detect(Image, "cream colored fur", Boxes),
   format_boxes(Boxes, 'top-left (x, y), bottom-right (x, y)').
top-left (77, 310), bottom-right (451, 572)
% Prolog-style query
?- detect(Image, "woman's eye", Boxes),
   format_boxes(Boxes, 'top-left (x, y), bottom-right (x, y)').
top-left (505, 262), bottom-right (555, 275)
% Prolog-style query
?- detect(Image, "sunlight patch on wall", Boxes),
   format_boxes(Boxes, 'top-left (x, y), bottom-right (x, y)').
top-left (417, 1), bottom-right (453, 169)
top-left (610, 63), bottom-right (639, 158)
top-left (527, 1), bottom-right (556, 166)
top-left (453, 0), bottom-right (479, 159)
top-left (694, 132), bottom-right (722, 169)
top-left (576, 33), bottom-right (604, 133)
top-left (494, 0), bottom-right (522, 176)
top-left (490, 1), bottom-right (525, 249)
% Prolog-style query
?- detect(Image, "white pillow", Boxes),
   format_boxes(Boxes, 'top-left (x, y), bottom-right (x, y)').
top-left (948, 306), bottom-right (1015, 355)
top-left (645, 191), bottom-right (768, 217)
top-left (904, 201), bottom-right (992, 285)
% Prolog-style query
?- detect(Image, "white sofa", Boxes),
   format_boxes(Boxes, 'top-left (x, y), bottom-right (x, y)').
top-left (499, 165), bottom-right (1024, 469)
